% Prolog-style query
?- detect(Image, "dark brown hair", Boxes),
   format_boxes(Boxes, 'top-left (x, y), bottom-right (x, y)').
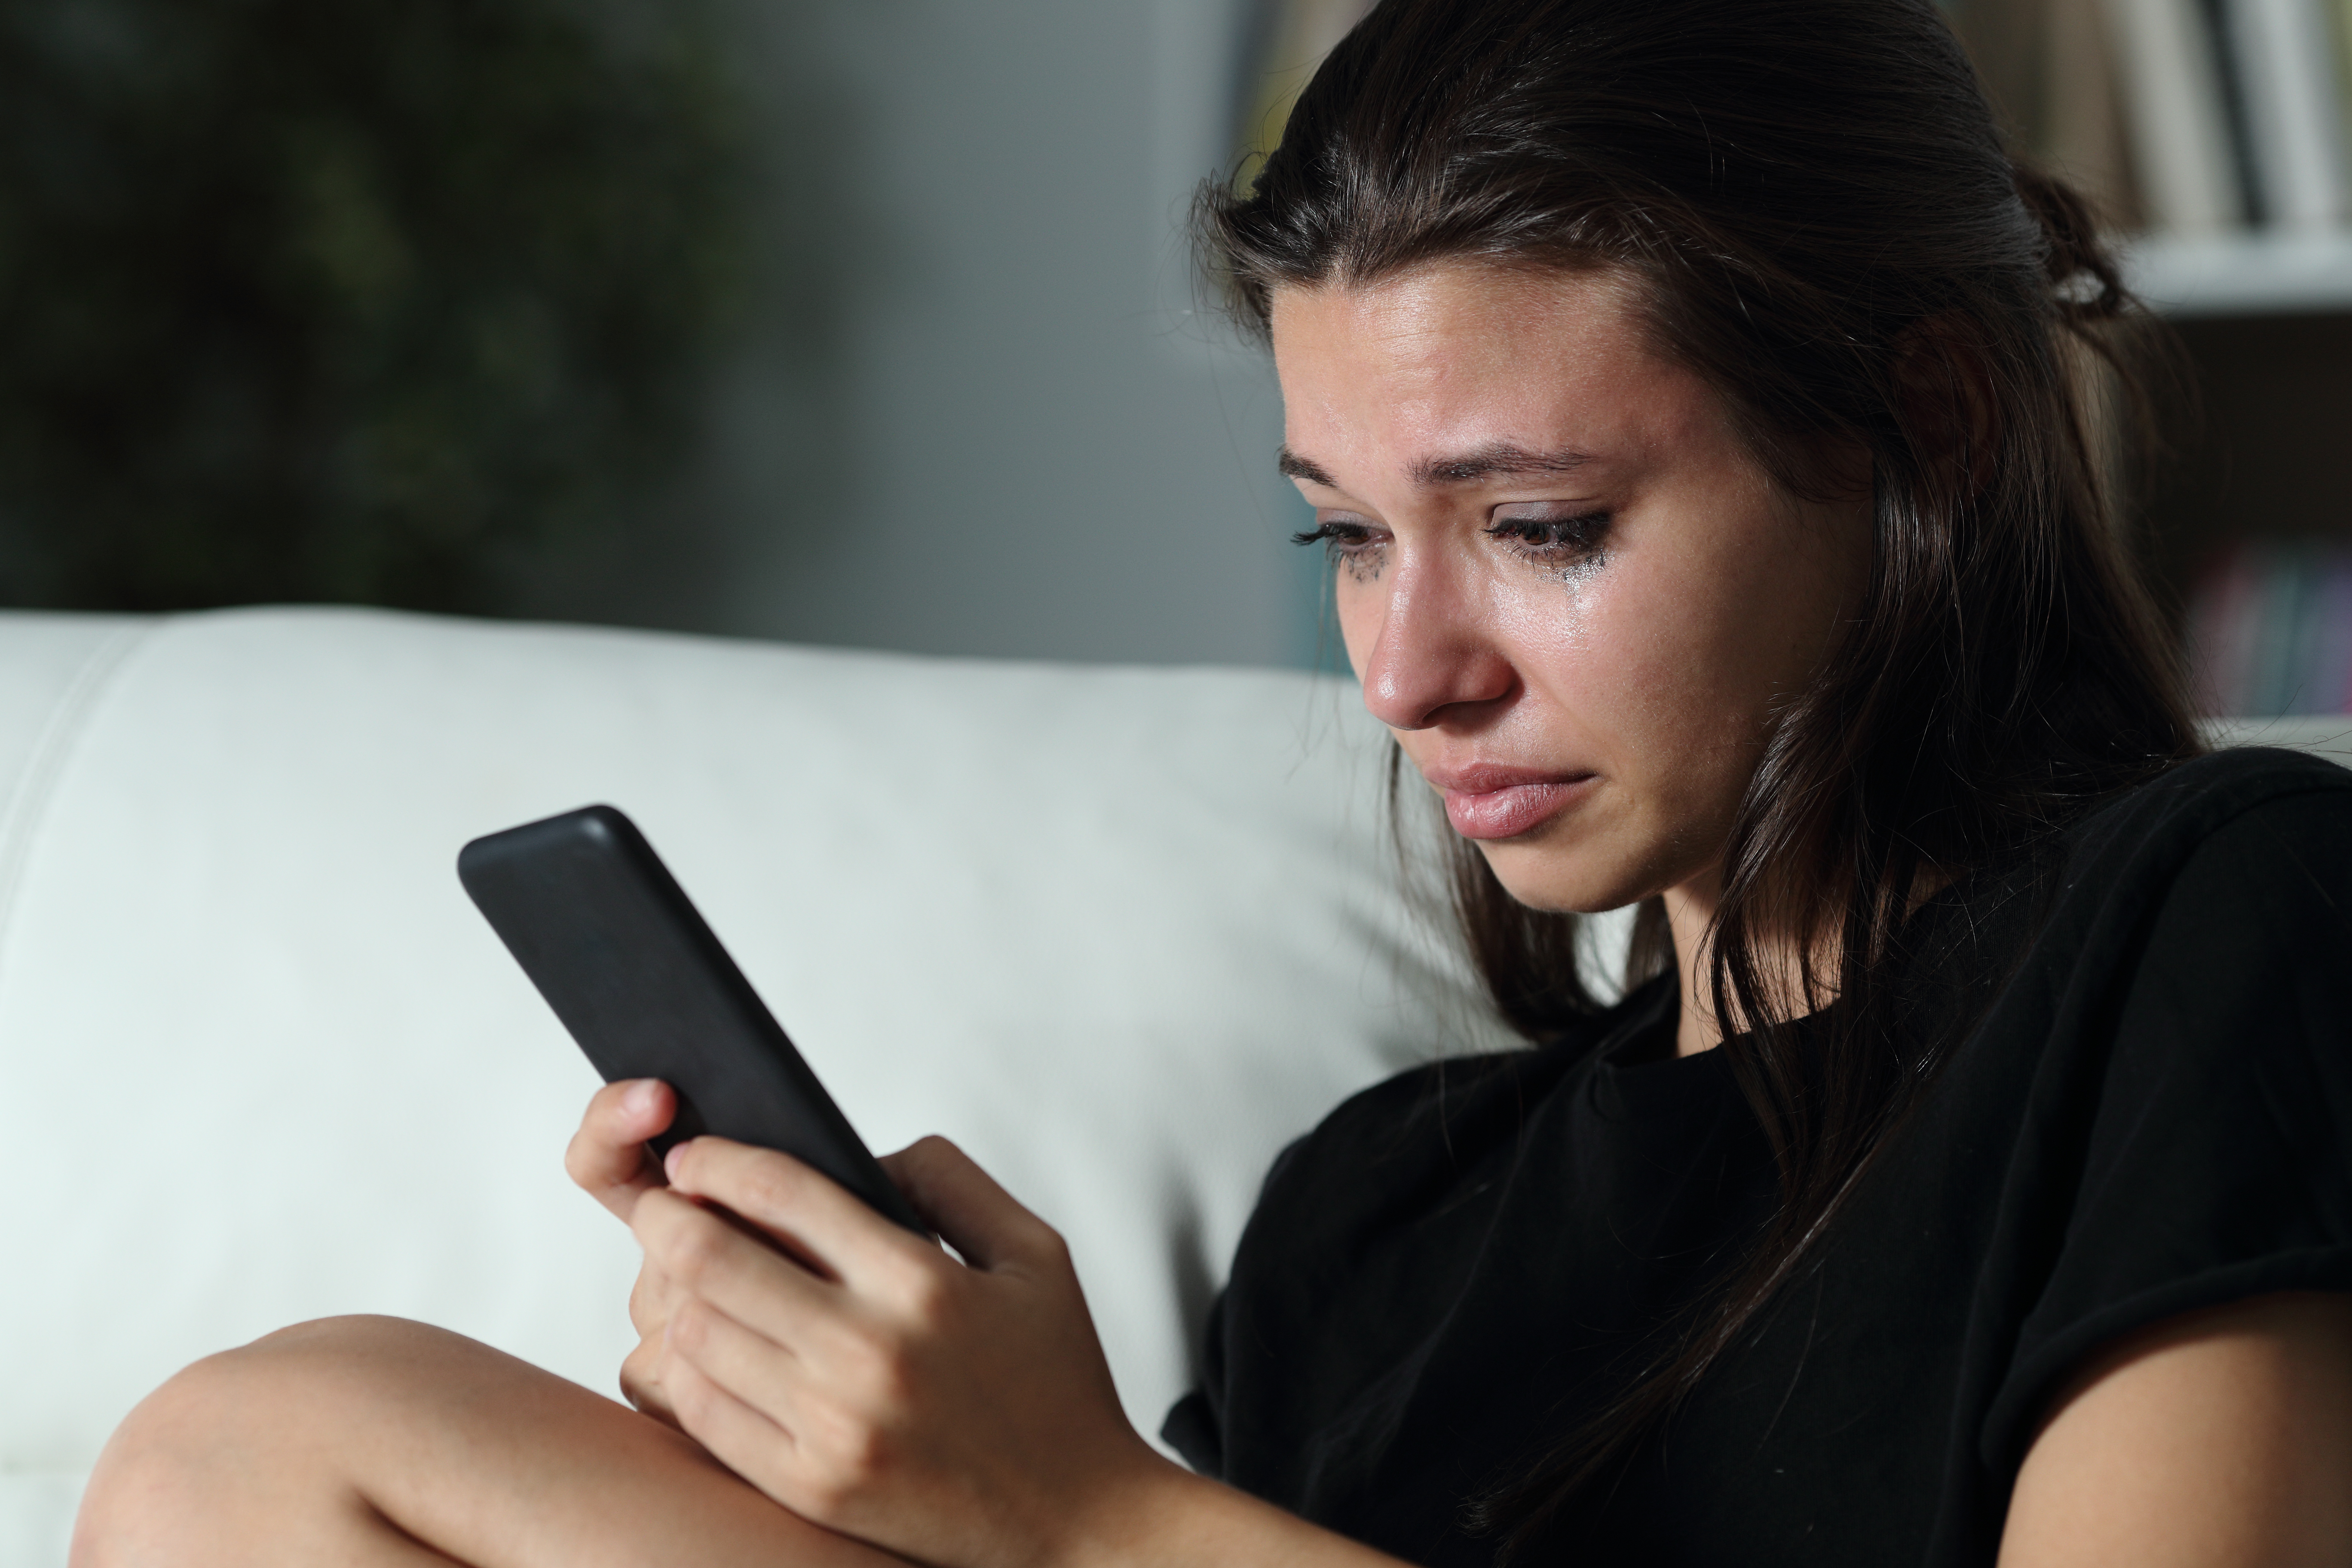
top-left (1197, 0), bottom-right (2197, 1547)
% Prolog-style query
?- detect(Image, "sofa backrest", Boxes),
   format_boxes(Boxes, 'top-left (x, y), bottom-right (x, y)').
top-left (6, 607), bottom-right (2344, 1565)
top-left (0, 606), bottom-right (1519, 1558)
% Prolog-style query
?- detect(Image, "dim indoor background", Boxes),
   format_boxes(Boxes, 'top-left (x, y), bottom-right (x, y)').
top-left (2, 0), bottom-right (2348, 700)
top-left (0, 0), bottom-right (1347, 668)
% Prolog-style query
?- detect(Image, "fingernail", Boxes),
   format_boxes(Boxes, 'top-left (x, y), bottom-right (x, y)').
top-left (624, 1080), bottom-right (661, 1118)
top-left (664, 1142), bottom-right (687, 1184)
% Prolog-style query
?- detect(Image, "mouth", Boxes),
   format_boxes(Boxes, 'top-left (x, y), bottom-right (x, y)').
top-left (1424, 764), bottom-right (1598, 841)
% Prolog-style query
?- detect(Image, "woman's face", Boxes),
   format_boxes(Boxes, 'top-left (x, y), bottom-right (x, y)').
top-left (1271, 263), bottom-right (1869, 915)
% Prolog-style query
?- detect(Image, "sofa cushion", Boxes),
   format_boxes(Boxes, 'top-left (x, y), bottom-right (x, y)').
top-left (0, 607), bottom-right (1513, 1531)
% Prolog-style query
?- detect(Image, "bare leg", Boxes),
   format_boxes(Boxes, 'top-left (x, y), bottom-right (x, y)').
top-left (72, 1316), bottom-right (901, 1568)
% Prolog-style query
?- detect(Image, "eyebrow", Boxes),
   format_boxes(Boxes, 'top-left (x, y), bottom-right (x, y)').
top-left (1277, 441), bottom-right (1597, 489)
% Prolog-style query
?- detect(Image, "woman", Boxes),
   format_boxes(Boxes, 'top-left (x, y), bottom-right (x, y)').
top-left (73, 0), bottom-right (2352, 1563)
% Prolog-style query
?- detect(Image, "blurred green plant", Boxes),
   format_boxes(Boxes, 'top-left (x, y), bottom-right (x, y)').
top-left (0, 0), bottom-right (756, 612)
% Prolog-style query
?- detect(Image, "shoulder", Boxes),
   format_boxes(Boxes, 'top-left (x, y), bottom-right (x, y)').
top-left (2061, 745), bottom-right (2352, 876)
top-left (2145, 749), bottom-right (2352, 909)
top-left (1929, 750), bottom-right (2352, 1464)
top-left (1937, 745), bottom-right (2352, 1035)
top-left (2004, 744), bottom-right (2352, 1040)
top-left (2095, 751), bottom-right (2352, 1035)
top-left (1912, 744), bottom-right (2352, 1244)
top-left (1992, 746), bottom-right (2352, 975)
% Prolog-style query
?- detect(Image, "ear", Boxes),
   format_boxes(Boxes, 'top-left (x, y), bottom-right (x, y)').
top-left (1890, 316), bottom-right (1999, 498)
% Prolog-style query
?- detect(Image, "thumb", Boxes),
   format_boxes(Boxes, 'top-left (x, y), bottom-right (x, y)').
top-left (565, 1078), bottom-right (675, 1221)
top-left (879, 1136), bottom-right (1061, 1273)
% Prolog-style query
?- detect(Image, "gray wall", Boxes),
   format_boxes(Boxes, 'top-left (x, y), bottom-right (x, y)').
top-left (604, 0), bottom-right (1327, 669)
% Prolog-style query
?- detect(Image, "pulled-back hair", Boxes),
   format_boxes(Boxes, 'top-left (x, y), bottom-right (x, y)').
top-left (1196, 0), bottom-right (2197, 1548)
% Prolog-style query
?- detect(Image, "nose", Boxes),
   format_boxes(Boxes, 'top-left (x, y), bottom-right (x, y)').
top-left (1354, 551), bottom-right (1517, 732)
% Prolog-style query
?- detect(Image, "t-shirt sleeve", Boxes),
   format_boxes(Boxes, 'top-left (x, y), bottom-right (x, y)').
top-left (1984, 783), bottom-right (2352, 1468)
top-left (1160, 1287), bottom-right (1229, 1476)
top-left (1160, 1129), bottom-right (1324, 1478)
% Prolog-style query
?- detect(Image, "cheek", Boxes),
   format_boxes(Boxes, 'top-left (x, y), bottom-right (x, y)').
top-left (1506, 555), bottom-right (1781, 844)
top-left (1531, 533), bottom-right (1814, 751)
top-left (1503, 559), bottom-right (1736, 754)
top-left (1473, 581), bottom-right (1769, 910)
top-left (1332, 569), bottom-right (1384, 683)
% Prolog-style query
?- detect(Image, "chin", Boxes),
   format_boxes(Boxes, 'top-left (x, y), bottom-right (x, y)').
top-left (1474, 839), bottom-right (1657, 916)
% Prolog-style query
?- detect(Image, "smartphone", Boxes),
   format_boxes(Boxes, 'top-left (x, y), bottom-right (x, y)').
top-left (457, 803), bottom-right (928, 1234)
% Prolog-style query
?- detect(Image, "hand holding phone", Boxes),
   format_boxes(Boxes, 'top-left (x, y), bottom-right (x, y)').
top-left (459, 804), bottom-right (928, 1234)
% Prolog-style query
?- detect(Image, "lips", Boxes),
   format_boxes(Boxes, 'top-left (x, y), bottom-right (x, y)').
top-left (1426, 765), bottom-right (1596, 841)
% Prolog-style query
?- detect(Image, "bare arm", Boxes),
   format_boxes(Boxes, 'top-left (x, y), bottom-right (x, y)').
top-left (1998, 1292), bottom-right (2352, 1568)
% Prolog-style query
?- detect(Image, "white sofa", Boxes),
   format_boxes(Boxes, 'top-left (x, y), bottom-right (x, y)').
top-left (4, 607), bottom-right (2343, 1567)
top-left (0, 606), bottom-right (1526, 1566)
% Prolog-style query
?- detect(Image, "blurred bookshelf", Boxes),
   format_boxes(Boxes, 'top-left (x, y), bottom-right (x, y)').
top-left (1951, 0), bottom-right (2352, 720)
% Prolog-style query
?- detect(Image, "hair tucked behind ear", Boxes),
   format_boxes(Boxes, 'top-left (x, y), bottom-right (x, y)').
top-left (1197, 0), bottom-right (2196, 1551)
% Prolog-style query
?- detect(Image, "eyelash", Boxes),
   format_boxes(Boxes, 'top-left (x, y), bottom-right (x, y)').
top-left (1290, 511), bottom-right (1614, 576)
top-left (1290, 520), bottom-right (1391, 584)
top-left (1484, 510), bottom-right (1611, 566)
top-left (1291, 521), bottom-right (1376, 562)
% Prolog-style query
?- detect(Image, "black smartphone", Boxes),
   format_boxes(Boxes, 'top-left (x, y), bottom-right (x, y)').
top-left (457, 803), bottom-right (928, 1234)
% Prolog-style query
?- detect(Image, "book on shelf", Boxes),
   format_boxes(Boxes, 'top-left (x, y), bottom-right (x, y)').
top-left (2187, 540), bottom-right (2352, 715)
top-left (2219, 0), bottom-right (2350, 227)
top-left (1970, 0), bottom-right (2352, 236)
top-left (2103, 0), bottom-right (2242, 229)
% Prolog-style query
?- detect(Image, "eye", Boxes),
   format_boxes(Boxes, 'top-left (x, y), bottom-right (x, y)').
top-left (1484, 507), bottom-right (1611, 568)
top-left (1292, 517), bottom-right (1388, 578)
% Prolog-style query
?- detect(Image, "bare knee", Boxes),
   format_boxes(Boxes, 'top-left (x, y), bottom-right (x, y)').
top-left (73, 1341), bottom-right (265, 1566)
top-left (245, 1312), bottom-right (476, 1365)
top-left (71, 1317), bottom-right (447, 1568)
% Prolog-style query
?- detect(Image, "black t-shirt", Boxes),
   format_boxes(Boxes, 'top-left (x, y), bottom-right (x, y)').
top-left (1163, 747), bottom-right (2352, 1566)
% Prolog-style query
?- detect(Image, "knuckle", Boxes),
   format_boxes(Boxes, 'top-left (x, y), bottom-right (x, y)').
top-left (620, 1344), bottom-right (661, 1397)
top-left (663, 1215), bottom-right (728, 1288)
top-left (894, 1264), bottom-right (955, 1330)
top-left (842, 1424), bottom-right (896, 1483)
top-left (666, 1296), bottom-right (711, 1354)
top-left (799, 1423), bottom-right (898, 1518)
top-left (1031, 1220), bottom-right (1073, 1264)
top-left (795, 1468), bottom-right (858, 1524)
top-left (627, 1270), bottom-right (672, 1330)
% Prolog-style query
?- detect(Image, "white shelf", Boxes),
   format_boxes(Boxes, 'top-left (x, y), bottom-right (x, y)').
top-left (2203, 715), bottom-right (2352, 759)
top-left (2122, 229), bottom-right (2352, 317)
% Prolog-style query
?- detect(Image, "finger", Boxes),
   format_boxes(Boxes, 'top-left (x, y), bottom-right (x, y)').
top-left (664, 1137), bottom-right (932, 1287)
top-left (878, 1136), bottom-right (1062, 1274)
top-left (659, 1338), bottom-right (801, 1507)
top-left (619, 1338), bottom-right (684, 1431)
top-left (627, 1263), bottom-right (678, 1339)
top-left (564, 1079), bottom-right (676, 1221)
top-left (665, 1295), bottom-right (805, 1438)
top-left (632, 1186), bottom-right (838, 1344)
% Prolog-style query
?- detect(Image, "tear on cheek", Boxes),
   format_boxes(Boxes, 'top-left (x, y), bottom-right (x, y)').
top-left (1555, 551), bottom-right (1607, 592)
